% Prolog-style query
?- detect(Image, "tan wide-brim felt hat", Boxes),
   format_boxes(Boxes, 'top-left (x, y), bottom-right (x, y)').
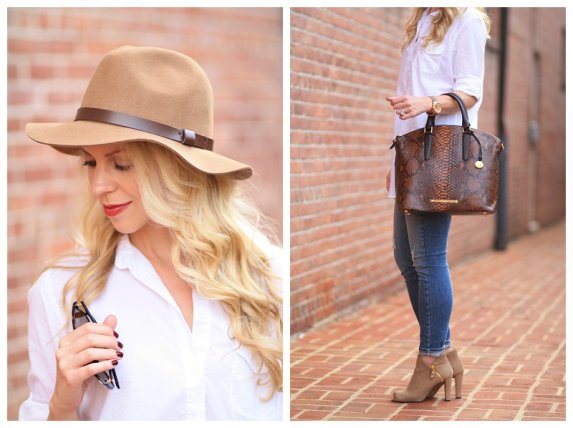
top-left (25, 45), bottom-right (253, 180)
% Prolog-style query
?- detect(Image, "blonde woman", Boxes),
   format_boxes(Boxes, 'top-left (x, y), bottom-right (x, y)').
top-left (385, 8), bottom-right (489, 402)
top-left (18, 46), bottom-right (282, 420)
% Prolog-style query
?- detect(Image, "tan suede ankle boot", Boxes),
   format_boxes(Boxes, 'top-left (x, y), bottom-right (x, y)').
top-left (392, 351), bottom-right (453, 403)
top-left (428, 348), bottom-right (464, 399)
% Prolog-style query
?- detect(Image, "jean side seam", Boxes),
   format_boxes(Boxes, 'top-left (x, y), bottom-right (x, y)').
top-left (419, 215), bottom-right (432, 354)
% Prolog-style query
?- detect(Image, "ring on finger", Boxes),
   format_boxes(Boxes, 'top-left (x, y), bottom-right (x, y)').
top-left (399, 107), bottom-right (405, 116)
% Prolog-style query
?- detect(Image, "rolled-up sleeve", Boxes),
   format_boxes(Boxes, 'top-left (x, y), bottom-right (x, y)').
top-left (18, 271), bottom-right (65, 420)
top-left (452, 11), bottom-right (488, 102)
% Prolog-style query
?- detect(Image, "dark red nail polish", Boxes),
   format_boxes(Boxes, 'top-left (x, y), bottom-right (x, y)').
top-left (118, 341), bottom-right (124, 349)
top-left (113, 331), bottom-right (119, 338)
top-left (112, 360), bottom-right (118, 366)
top-left (116, 351), bottom-right (123, 358)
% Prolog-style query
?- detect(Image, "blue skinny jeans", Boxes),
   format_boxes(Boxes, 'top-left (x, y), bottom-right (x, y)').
top-left (393, 202), bottom-right (453, 357)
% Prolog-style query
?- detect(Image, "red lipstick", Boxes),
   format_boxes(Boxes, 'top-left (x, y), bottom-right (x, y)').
top-left (103, 202), bottom-right (131, 217)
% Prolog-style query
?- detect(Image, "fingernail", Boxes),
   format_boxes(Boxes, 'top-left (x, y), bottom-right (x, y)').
top-left (116, 351), bottom-right (124, 358)
top-left (118, 341), bottom-right (124, 349)
top-left (113, 331), bottom-right (119, 338)
top-left (112, 360), bottom-right (119, 366)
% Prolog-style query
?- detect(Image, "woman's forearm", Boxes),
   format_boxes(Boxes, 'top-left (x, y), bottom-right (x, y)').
top-left (386, 90), bottom-right (479, 121)
top-left (434, 90), bottom-right (478, 115)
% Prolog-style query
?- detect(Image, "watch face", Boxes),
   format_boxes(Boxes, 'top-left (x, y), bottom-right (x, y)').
top-left (434, 103), bottom-right (442, 113)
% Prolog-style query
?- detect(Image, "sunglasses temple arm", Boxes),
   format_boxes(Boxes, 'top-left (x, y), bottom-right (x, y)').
top-left (81, 302), bottom-right (98, 323)
top-left (111, 368), bottom-right (120, 389)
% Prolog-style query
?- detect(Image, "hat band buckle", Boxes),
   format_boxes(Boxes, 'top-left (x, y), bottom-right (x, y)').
top-left (75, 107), bottom-right (214, 151)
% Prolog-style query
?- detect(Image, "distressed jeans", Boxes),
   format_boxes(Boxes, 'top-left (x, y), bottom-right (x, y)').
top-left (393, 202), bottom-right (453, 357)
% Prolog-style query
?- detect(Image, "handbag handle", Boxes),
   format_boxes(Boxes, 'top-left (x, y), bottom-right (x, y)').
top-left (423, 92), bottom-right (479, 162)
top-left (444, 92), bottom-right (471, 129)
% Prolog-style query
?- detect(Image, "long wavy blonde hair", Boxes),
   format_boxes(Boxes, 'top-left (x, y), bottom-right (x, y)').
top-left (401, 7), bottom-right (491, 51)
top-left (50, 141), bottom-right (282, 398)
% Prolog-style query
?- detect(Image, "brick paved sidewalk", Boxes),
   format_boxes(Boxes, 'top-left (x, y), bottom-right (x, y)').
top-left (291, 221), bottom-right (565, 421)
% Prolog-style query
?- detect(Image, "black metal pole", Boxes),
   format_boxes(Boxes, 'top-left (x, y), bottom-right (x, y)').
top-left (495, 8), bottom-right (509, 250)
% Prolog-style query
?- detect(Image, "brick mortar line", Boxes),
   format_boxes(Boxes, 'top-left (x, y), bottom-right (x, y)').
top-left (513, 334), bottom-right (565, 419)
top-left (291, 70), bottom-right (385, 93)
top-left (290, 129), bottom-right (385, 137)
top-left (292, 194), bottom-right (387, 209)
top-left (292, 112), bottom-right (387, 127)
top-left (450, 287), bottom-right (565, 421)
top-left (291, 98), bottom-right (390, 115)
top-left (291, 187), bottom-right (388, 204)
top-left (292, 154), bottom-right (389, 163)
top-left (293, 201), bottom-right (390, 221)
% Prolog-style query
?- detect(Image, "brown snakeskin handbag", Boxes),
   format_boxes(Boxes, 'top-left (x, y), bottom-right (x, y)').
top-left (391, 92), bottom-right (504, 215)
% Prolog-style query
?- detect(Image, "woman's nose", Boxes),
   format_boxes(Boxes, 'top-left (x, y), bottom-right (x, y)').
top-left (90, 167), bottom-right (117, 196)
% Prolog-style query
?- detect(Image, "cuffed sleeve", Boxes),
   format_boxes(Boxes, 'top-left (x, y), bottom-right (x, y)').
top-left (452, 10), bottom-right (488, 102)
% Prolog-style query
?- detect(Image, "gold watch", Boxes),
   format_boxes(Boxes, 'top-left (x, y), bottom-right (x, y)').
top-left (428, 96), bottom-right (442, 116)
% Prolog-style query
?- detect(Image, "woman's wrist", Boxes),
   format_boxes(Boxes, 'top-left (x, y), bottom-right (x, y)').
top-left (48, 396), bottom-right (79, 421)
top-left (427, 96), bottom-right (441, 115)
top-left (425, 96), bottom-right (434, 113)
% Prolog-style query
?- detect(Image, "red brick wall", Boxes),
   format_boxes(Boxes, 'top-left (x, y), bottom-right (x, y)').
top-left (507, 8), bottom-right (566, 230)
top-left (290, 7), bottom-right (565, 333)
top-left (7, 7), bottom-right (282, 420)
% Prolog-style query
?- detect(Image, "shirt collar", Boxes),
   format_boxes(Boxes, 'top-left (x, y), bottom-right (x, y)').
top-left (114, 234), bottom-right (181, 308)
top-left (113, 233), bottom-right (211, 339)
top-left (114, 234), bottom-right (140, 270)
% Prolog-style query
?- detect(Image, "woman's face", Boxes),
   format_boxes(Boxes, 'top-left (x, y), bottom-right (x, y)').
top-left (82, 142), bottom-right (149, 235)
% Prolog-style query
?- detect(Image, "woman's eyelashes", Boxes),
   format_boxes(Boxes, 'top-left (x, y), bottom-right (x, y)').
top-left (113, 161), bottom-right (132, 171)
top-left (81, 159), bottom-right (132, 171)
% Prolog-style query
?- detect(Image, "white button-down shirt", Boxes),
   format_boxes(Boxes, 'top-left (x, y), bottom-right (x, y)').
top-left (19, 233), bottom-right (283, 420)
top-left (389, 7), bottom-right (488, 198)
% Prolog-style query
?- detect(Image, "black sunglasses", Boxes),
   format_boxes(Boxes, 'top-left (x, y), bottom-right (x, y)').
top-left (72, 301), bottom-right (120, 390)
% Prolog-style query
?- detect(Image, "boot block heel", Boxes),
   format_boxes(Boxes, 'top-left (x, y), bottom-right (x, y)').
top-left (454, 372), bottom-right (463, 399)
top-left (443, 377), bottom-right (452, 401)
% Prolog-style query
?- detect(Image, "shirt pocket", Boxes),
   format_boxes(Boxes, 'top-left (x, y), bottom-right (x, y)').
top-left (229, 346), bottom-right (279, 420)
top-left (417, 42), bottom-right (446, 74)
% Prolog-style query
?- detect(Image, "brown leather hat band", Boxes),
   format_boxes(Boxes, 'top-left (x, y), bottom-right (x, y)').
top-left (75, 107), bottom-right (214, 151)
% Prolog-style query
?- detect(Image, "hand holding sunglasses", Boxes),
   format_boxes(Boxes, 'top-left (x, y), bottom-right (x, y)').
top-left (72, 301), bottom-right (121, 390)
top-left (49, 302), bottom-right (122, 419)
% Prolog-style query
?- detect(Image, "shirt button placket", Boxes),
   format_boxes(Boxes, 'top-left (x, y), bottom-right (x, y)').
top-left (169, 306), bottom-right (194, 418)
